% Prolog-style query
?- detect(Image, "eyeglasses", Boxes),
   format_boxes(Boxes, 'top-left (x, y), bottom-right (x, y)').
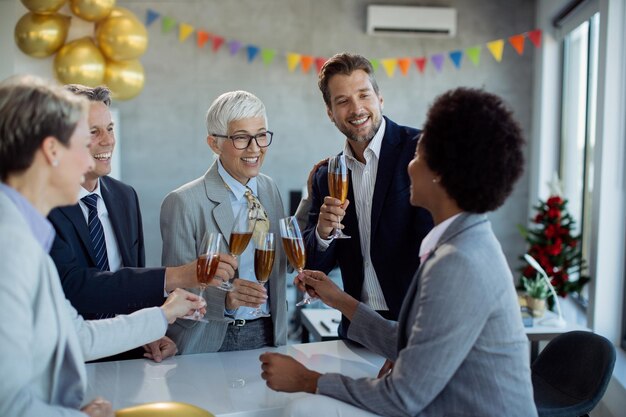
top-left (211, 131), bottom-right (273, 150)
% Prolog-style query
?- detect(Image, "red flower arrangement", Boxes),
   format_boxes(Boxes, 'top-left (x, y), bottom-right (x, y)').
top-left (519, 195), bottom-right (590, 298)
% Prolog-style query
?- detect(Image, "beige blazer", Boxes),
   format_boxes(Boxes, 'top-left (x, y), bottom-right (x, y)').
top-left (160, 161), bottom-right (287, 353)
top-left (0, 191), bottom-right (166, 417)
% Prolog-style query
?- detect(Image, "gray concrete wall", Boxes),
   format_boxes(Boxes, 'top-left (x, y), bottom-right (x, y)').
top-left (1, 0), bottom-right (536, 271)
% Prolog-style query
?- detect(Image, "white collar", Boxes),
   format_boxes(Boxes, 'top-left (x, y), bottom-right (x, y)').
top-left (79, 178), bottom-right (103, 200)
top-left (217, 159), bottom-right (258, 200)
top-left (343, 117), bottom-right (386, 162)
top-left (419, 212), bottom-right (464, 258)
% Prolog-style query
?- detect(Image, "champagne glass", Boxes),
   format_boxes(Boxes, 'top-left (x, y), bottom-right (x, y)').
top-left (327, 154), bottom-right (350, 239)
top-left (251, 232), bottom-right (275, 318)
top-left (217, 205), bottom-right (257, 292)
top-left (279, 216), bottom-right (315, 306)
top-left (182, 232), bottom-right (222, 322)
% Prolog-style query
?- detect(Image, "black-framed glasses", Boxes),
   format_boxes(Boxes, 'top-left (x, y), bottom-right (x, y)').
top-left (211, 131), bottom-right (273, 150)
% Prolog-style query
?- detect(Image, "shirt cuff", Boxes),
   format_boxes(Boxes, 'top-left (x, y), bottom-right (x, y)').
top-left (315, 228), bottom-right (332, 251)
top-left (158, 307), bottom-right (169, 327)
top-left (225, 308), bottom-right (237, 316)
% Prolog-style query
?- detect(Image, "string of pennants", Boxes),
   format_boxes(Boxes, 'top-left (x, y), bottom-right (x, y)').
top-left (145, 8), bottom-right (542, 78)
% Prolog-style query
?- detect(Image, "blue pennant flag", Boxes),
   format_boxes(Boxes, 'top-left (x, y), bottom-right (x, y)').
top-left (449, 50), bottom-right (463, 69)
top-left (146, 9), bottom-right (160, 26)
top-left (246, 45), bottom-right (260, 62)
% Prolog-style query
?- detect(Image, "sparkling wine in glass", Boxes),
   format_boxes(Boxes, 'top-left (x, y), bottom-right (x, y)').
top-left (327, 154), bottom-right (350, 239)
top-left (217, 206), bottom-right (257, 292)
top-left (183, 232), bottom-right (222, 322)
top-left (252, 232), bottom-right (275, 318)
top-left (279, 216), bottom-right (315, 306)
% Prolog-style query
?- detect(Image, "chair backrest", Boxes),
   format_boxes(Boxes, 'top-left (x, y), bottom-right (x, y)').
top-left (531, 330), bottom-right (616, 415)
top-left (115, 401), bottom-right (215, 417)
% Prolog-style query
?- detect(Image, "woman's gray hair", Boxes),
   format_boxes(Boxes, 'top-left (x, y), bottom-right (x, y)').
top-left (0, 75), bottom-right (88, 181)
top-left (205, 90), bottom-right (267, 136)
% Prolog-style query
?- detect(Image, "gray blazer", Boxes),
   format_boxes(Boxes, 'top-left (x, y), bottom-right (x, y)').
top-left (0, 191), bottom-right (167, 417)
top-left (160, 161), bottom-right (287, 353)
top-left (317, 213), bottom-right (537, 417)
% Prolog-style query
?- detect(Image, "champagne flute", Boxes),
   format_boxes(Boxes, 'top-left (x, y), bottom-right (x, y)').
top-left (279, 216), bottom-right (315, 306)
top-left (217, 205), bottom-right (257, 292)
top-left (252, 232), bottom-right (275, 318)
top-left (327, 154), bottom-right (350, 239)
top-left (182, 232), bottom-right (222, 322)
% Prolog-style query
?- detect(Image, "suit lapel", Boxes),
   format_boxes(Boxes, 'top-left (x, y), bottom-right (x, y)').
top-left (203, 162), bottom-right (234, 239)
top-left (371, 117), bottom-right (403, 237)
top-left (100, 177), bottom-right (131, 266)
top-left (58, 204), bottom-right (97, 264)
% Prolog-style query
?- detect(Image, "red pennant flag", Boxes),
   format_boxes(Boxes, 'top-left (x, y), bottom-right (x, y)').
top-left (414, 57), bottom-right (426, 73)
top-left (398, 58), bottom-right (411, 76)
top-left (197, 31), bottom-right (210, 48)
top-left (315, 57), bottom-right (327, 73)
top-left (211, 36), bottom-right (225, 52)
top-left (527, 30), bottom-right (542, 48)
top-left (301, 55), bottom-right (314, 73)
top-left (509, 34), bottom-right (525, 55)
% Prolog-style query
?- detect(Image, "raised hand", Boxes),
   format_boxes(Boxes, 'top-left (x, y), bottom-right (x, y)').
top-left (161, 288), bottom-right (207, 323)
top-left (316, 197), bottom-right (350, 240)
top-left (226, 278), bottom-right (267, 310)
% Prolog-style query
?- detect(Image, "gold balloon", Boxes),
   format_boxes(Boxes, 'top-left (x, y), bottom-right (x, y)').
top-left (70, 0), bottom-right (115, 22)
top-left (115, 402), bottom-right (215, 417)
top-left (96, 13), bottom-right (148, 61)
top-left (105, 59), bottom-right (144, 100)
top-left (54, 37), bottom-right (105, 86)
top-left (14, 12), bottom-right (70, 58)
top-left (20, 0), bottom-right (67, 14)
top-left (106, 6), bottom-right (134, 19)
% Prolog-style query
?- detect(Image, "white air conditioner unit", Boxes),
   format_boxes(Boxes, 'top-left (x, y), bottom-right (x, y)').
top-left (366, 5), bottom-right (457, 37)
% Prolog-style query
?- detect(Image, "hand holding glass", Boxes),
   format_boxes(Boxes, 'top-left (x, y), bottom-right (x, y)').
top-left (182, 232), bottom-right (222, 322)
top-left (327, 155), bottom-right (350, 239)
top-left (279, 216), bottom-right (315, 306)
top-left (252, 232), bottom-right (275, 318)
top-left (218, 206), bottom-right (256, 292)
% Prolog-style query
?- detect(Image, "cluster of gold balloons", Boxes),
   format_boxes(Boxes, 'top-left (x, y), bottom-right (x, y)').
top-left (14, 0), bottom-right (148, 100)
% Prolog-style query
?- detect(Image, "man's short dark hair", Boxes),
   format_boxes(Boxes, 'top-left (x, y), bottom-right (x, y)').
top-left (318, 52), bottom-right (380, 107)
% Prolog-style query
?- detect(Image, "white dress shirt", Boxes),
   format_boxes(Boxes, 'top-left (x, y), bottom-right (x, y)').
top-left (317, 119), bottom-right (389, 310)
top-left (418, 212), bottom-right (463, 262)
top-left (78, 180), bottom-right (123, 272)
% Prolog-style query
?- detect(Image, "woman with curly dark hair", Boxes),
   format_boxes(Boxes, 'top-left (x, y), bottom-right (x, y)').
top-left (260, 87), bottom-right (537, 417)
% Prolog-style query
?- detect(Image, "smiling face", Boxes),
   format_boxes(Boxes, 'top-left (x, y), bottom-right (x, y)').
top-left (326, 69), bottom-right (384, 143)
top-left (208, 117), bottom-right (267, 185)
top-left (82, 101), bottom-right (115, 191)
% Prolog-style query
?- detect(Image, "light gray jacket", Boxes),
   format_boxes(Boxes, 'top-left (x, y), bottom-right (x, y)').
top-left (0, 191), bottom-right (166, 417)
top-left (318, 213), bottom-right (537, 417)
top-left (160, 161), bottom-right (287, 353)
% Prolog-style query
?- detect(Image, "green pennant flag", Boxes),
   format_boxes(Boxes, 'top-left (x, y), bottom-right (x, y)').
top-left (370, 59), bottom-right (380, 72)
top-left (162, 16), bottom-right (176, 34)
top-left (465, 46), bottom-right (481, 66)
top-left (261, 49), bottom-right (277, 66)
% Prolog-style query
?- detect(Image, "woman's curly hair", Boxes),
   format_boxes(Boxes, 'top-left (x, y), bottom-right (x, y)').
top-left (421, 87), bottom-right (525, 213)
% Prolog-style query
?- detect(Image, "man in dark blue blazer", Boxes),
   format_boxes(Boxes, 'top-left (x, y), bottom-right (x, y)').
top-left (302, 53), bottom-right (433, 337)
top-left (48, 85), bottom-right (203, 361)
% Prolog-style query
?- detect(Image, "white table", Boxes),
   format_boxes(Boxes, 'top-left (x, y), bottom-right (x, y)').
top-left (300, 308), bottom-right (342, 342)
top-left (85, 340), bottom-right (385, 417)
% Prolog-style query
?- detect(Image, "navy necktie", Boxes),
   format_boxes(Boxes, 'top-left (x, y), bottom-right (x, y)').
top-left (81, 194), bottom-right (110, 271)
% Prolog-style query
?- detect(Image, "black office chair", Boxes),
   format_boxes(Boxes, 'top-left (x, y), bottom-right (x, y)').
top-left (531, 330), bottom-right (616, 417)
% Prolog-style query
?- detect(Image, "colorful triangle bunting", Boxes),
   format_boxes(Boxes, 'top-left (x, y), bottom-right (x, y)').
top-left (146, 9), bottom-right (160, 26)
top-left (449, 50), bottom-right (463, 69)
top-left (196, 31), bottom-right (210, 48)
top-left (381, 59), bottom-right (397, 78)
top-left (261, 49), bottom-right (277, 66)
top-left (527, 29), bottom-right (542, 48)
top-left (301, 55), bottom-right (314, 73)
top-left (465, 46), bottom-right (481, 66)
top-left (211, 36), bottom-right (224, 52)
top-left (509, 34), bottom-right (525, 55)
top-left (246, 45), bottom-right (260, 62)
top-left (487, 40), bottom-right (504, 62)
top-left (370, 59), bottom-right (380, 72)
top-left (162, 16), bottom-right (176, 34)
top-left (431, 54), bottom-right (445, 72)
top-left (287, 53), bottom-right (301, 72)
top-left (179, 23), bottom-right (194, 43)
top-left (314, 57), bottom-right (327, 73)
top-left (397, 58), bottom-right (411, 76)
top-left (228, 40), bottom-right (242, 56)
top-left (414, 57), bottom-right (426, 73)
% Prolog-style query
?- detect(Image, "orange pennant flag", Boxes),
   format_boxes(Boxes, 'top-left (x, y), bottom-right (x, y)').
top-left (287, 53), bottom-right (301, 72)
top-left (301, 55), bottom-right (314, 73)
top-left (197, 31), bottom-right (210, 48)
top-left (397, 58), bottom-right (411, 76)
top-left (179, 23), bottom-right (194, 43)
top-left (527, 29), bottom-right (542, 48)
top-left (509, 34), bottom-right (525, 55)
top-left (487, 39), bottom-right (504, 62)
top-left (381, 59), bottom-right (397, 78)
top-left (315, 57), bottom-right (327, 73)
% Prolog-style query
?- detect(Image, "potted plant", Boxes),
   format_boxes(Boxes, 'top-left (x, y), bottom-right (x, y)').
top-left (521, 273), bottom-right (549, 317)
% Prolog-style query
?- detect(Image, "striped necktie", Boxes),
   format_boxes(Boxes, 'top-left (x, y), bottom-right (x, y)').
top-left (81, 194), bottom-right (110, 271)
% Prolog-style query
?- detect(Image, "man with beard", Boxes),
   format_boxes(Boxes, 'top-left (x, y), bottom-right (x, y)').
top-left (300, 52), bottom-right (433, 338)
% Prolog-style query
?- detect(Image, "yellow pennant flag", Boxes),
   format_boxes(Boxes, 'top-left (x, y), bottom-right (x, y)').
top-left (486, 39), bottom-right (504, 62)
top-left (179, 23), bottom-right (194, 43)
top-left (381, 59), bottom-right (397, 78)
top-left (286, 53), bottom-right (301, 72)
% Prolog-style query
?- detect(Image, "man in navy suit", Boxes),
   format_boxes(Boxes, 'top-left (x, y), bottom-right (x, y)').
top-left (48, 85), bottom-right (227, 361)
top-left (302, 53), bottom-right (433, 337)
